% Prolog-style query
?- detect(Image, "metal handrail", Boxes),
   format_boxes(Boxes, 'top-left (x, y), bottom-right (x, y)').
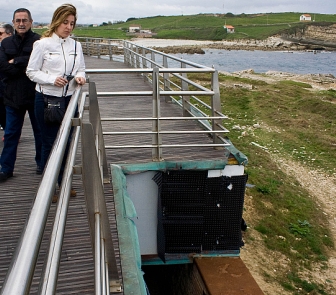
top-left (0, 88), bottom-right (82, 295)
top-left (1, 38), bottom-right (229, 294)
top-left (123, 40), bottom-right (212, 69)
top-left (86, 64), bottom-right (229, 160)
top-left (1, 86), bottom-right (122, 294)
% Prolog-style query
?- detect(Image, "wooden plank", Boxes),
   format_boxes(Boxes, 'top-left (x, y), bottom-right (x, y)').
top-left (195, 257), bottom-right (264, 295)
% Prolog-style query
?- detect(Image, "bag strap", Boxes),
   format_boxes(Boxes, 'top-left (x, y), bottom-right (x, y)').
top-left (64, 41), bottom-right (77, 96)
top-left (69, 41), bottom-right (77, 77)
top-left (40, 41), bottom-right (77, 97)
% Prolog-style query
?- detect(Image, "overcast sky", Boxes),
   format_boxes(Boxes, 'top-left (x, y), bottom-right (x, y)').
top-left (1, 0), bottom-right (336, 24)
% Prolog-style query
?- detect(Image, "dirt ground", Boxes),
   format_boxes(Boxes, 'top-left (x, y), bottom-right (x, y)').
top-left (234, 72), bottom-right (336, 294)
top-left (241, 157), bottom-right (336, 294)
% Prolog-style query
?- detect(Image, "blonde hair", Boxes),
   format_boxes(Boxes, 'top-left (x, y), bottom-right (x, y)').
top-left (43, 4), bottom-right (77, 38)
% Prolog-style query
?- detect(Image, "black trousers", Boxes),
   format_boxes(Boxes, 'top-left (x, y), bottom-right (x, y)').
top-left (0, 95), bottom-right (6, 129)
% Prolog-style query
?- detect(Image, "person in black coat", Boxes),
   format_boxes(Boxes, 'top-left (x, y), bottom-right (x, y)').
top-left (0, 24), bottom-right (14, 134)
top-left (0, 8), bottom-right (42, 181)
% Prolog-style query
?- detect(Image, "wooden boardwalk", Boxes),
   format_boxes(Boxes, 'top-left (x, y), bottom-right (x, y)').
top-left (0, 56), bottom-right (226, 294)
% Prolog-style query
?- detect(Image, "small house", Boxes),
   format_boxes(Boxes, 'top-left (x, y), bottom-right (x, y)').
top-left (300, 14), bottom-right (311, 21)
top-left (224, 25), bottom-right (235, 33)
top-left (129, 24), bottom-right (141, 33)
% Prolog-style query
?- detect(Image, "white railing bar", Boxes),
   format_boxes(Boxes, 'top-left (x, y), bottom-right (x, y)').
top-left (86, 68), bottom-right (215, 74)
top-left (95, 213), bottom-right (101, 295)
top-left (184, 99), bottom-right (228, 119)
top-left (125, 50), bottom-right (163, 69)
top-left (76, 37), bottom-right (122, 42)
top-left (171, 73), bottom-right (212, 92)
top-left (216, 123), bottom-right (230, 130)
top-left (105, 143), bottom-right (230, 149)
top-left (100, 116), bottom-right (226, 121)
top-left (179, 107), bottom-right (215, 131)
top-left (167, 79), bottom-right (180, 90)
top-left (96, 90), bottom-right (214, 96)
top-left (96, 91), bottom-right (153, 96)
top-left (101, 235), bottom-right (107, 295)
top-left (125, 41), bottom-right (213, 69)
top-left (186, 95), bottom-right (212, 110)
top-left (103, 130), bottom-right (229, 135)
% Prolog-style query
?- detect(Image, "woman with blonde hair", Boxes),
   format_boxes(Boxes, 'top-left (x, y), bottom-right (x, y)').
top-left (27, 3), bottom-right (86, 202)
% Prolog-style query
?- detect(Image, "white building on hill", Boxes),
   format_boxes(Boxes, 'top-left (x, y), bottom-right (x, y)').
top-left (223, 25), bottom-right (235, 33)
top-left (300, 14), bottom-right (312, 21)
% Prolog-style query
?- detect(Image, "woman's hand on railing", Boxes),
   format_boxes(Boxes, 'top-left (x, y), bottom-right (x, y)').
top-left (75, 76), bottom-right (86, 85)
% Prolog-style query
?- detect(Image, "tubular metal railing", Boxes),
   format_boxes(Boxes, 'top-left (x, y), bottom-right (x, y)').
top-left (85, 40), bottom-right (230, 161)
top-left (1, 39), bottom-right (230, 294)
top-left (74, 37), bottom-right (124, 61)
top-left (0, 85), bottom-right (122, 294)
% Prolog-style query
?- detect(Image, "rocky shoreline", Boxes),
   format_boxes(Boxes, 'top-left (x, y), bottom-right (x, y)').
top-left (134, 36), bottom-right (336, 54)
top-left (131, 36), bottom-right (336, 90)
top-left (224, 69), bottom-right (336, 91)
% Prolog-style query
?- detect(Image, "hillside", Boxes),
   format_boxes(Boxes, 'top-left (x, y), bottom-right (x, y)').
top-left (212, 70), bottom-right (336, 294)
top-left (68, 12), bottom-right (336, 43)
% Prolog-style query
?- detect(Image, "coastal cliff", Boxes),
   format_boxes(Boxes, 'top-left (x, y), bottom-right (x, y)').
top-left (146, 23), bottom-right (336, 53)
top-left (281, 23), bottom-right (336, 49)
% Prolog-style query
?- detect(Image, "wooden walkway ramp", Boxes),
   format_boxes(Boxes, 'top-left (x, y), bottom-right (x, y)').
top-left (0, 56), bottom-right (226, 294)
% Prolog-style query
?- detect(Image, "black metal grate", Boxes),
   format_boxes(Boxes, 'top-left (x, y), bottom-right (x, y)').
top-left (155, 170), bottom-right (247, 255)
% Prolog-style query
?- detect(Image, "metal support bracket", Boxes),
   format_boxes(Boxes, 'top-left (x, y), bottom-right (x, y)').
top-left (110, 280), bottom-right (123, 293)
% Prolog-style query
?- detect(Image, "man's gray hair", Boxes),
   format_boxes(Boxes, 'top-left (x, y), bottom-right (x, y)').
top-left (1, 24), bottom-right (14, 35)
top-left (13, 8), bottom-right (33, 21)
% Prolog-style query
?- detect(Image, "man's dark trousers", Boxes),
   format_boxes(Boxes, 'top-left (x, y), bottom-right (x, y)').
top-left (0, 105), bottom-right (41, 173)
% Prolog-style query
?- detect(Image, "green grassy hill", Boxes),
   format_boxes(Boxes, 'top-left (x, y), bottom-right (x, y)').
top-left (33, 12), bottom-right (336, 41)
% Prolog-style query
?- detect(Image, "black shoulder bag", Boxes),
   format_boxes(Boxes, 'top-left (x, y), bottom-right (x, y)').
top-left (44, 41), bottom-right (77, 125)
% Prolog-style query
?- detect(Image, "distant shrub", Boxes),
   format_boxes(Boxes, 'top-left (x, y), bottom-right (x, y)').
top-left (126, 17), bottom-right (138, 22)
top-left (225, 12), bottom-right (235, 17)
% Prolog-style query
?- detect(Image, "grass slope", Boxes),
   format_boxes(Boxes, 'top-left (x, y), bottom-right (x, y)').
top-left (188, 72), bottom-right (336, 294)
top-left (34, 12), bottom-right (336, 41)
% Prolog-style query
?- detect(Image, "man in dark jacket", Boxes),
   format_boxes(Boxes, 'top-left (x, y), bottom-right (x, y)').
top-left (0, 24), bottom-right (15, 135)
top-left (0, 8), bottom-right (42, 181)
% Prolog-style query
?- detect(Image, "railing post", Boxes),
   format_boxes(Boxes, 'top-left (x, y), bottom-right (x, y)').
top-left (108, 39), bottom-right (113, 61)
top-left (142, 48), bottom-right (148, 82)
top-left (81, 122), bottom-right (122, 293)
top-left (130, 44), bottom-right (135, 67)
top-left (152, 67), bottom-right (163, 161)
top-left (151, 51), bottom-right (155, 69)
top-left (163, 56), bottom-right (171, 103)
top-left (86, 41), bottom-right (90, 56)
top-left (123, 41), bottom-right (128, 65)
top-left (211, 69), bottom-right (222, 147)
top-left (135, 47), bottom-right (140, 68)
top-left (88, 82), bottom-right (109, 183)
top-left (97, 44), bottom-right (101, 58)
top-left (181, 62), bottom-right (191, 117)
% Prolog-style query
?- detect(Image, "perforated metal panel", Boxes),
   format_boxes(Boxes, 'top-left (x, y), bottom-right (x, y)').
top-left (154, 170), bottom-right (247, 256)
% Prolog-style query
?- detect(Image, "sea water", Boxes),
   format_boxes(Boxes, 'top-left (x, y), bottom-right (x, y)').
top-left (167, 49), bottom-right (336, 76)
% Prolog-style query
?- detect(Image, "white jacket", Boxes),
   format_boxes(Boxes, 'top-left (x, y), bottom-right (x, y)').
top-left (26, 33), bottom-right (86, 97)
